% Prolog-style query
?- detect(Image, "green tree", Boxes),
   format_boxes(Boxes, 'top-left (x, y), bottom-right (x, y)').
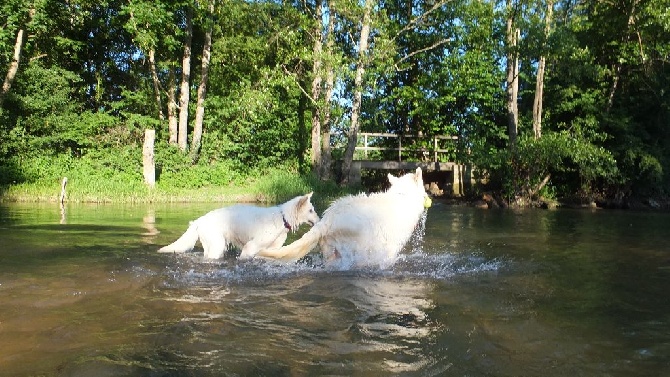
top-left (0, 0), bottom-right (668, 203)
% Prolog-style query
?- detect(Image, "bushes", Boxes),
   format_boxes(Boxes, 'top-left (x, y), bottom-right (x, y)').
top-left (156, 151), bottom-right (243, 190)
top-left (498, 131), bottom-right (619, 203)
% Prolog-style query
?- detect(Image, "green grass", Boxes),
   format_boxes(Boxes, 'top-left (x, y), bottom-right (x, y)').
top-left (0, 152), bottom-right (357, 207)
top-left (0, 167), bottom-right (355, 207)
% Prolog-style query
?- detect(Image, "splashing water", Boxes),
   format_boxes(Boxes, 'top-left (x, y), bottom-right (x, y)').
top-left (393, 251), bottom-right (504, 279)
top-left (164, 245), bottom-right (503, 289)
top-left (407, 210), bottom-right (429, 254)
top-left (163, 254), bottom-right (326, 288)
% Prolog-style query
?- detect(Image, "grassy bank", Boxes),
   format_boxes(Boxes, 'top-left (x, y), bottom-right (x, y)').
top-left (0, 168), bottom-right (354, 208)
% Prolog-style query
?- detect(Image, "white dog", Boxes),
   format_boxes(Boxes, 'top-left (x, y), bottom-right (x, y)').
top-left (158, 193), bottom-right (320, 259)
top-left (257, 168), bottom-right (431, 268)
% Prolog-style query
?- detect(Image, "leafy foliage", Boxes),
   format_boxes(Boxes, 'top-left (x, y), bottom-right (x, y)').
top-left (507, 131), bottom-right (618, 201)
top-left (0, 0), bottom-right (669, 205)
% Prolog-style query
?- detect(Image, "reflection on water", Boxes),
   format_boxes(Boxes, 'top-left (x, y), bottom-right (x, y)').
top-left (155, 260), bottom-right (448, 375)
top-left (59, 201), bottom-right (66, 224)
top-left (0, 202), bottom-right (669, 376)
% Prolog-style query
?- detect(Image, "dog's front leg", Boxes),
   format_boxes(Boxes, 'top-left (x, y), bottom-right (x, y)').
top-left (267, 233), bottom-right (288, 250)
top-left (238, 243), bottom-right (257, 259)
top-left (238, 239), bottom-right (264, 259)
top-left (240, 232), bottom-right (287, 260)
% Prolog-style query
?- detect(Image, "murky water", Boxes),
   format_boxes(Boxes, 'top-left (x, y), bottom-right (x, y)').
top-left (1, 201), bottom-right (669, 376)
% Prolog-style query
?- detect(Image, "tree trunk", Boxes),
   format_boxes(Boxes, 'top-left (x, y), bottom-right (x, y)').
top-left (0, 28), bottom-right (26, 108)
top-left (532, 54), bottom-right (546, 140)
top-left (532, 0), bottom-right (553, 139)
top-left (178, 5), bottom-right (194, 151)
top-left (191, 0), bottom-right (215, 161)
top-left (148, 49), bottom-right (165, 121)
top-left (505, 0), bottom-right (519, 146)
top-left (310, 0), bottom-right (324, 174)
top-left (341, 0), bottom-right (372, 184)
top-left (320, 2), bottom-right (336, 181)
top-left (0, 6), bottom-right (34, 107)
top-left (167, 67), bottom-right (179, 145)
top-left (529, 173), bottom-right (551, 198)
top-left (606, 0), bottom-right (638, 113)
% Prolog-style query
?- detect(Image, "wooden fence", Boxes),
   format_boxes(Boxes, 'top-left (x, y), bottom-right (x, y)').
top-left (354, 132), bottom-right (458, 162)
top-left (344, 132), bottom-right (472, 196)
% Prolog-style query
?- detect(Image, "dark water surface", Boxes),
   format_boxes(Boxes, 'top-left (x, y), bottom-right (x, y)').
top-left (1, 201), bottom-right (669, 376)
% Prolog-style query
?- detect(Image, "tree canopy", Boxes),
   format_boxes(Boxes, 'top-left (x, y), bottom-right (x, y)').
top-left (1, 0), bottom-right (669, 205)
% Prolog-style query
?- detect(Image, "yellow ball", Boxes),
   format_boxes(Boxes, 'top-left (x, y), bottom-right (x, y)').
top-left (424, 196), bottom-right (432, 208)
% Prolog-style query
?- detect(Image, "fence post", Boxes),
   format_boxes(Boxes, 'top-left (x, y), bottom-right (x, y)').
top-left (59, 177), bottom-right (68, 204)
top-left (364, 133), bottom-right (368, 158)
top-left (453, 164), bottom-right (462, 196)
top-left (143, 129), bottom-right (156, 189)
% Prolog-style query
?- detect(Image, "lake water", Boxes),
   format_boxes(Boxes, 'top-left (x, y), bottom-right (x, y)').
top-left (1, 201), bottom-right (669, 376)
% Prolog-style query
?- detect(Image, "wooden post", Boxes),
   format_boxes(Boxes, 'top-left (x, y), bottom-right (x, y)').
top-left (59, 177), bottom-right (68, 204)
top-left (143, 129), bottom-right (156, 188)
top-left (453, 165), bottom-right (462, 197)
top-left (59, 177), bottom-right (67, 224)
top-left (364, 133), bottom-right (368, 158)
top-left (452, 164), bottom-right (473, 197)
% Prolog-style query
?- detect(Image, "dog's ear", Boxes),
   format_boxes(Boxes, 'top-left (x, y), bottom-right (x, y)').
top-left (387, 173), bottom-right (398, 185)
top-left (306, 192), bottom-right (313, 199)
top-left (298, 194), bottom-right (310, 207)
top-left (414, 167), bottom-right (423, 184)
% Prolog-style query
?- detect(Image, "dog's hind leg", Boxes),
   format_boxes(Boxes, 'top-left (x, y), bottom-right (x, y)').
top-left (325, 248), bottom-right (341, 263)
top-left (201, 231), bottom-right (227, 259)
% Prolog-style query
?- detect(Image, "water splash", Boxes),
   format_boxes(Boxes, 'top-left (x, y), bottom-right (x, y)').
top-left (163, 247), bottom-right (504, 288)
top-left (393, 250), bottom-right (504, 279)
top-left (407, 210), bottom-right (428, 254)
top-left (163, 253), bottom-right (326, 288)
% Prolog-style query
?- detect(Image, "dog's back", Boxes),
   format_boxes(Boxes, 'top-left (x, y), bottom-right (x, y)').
top-left (319, 187), bottom-right (426, 268)
top-left (204, 205), bottom-right (280, 249)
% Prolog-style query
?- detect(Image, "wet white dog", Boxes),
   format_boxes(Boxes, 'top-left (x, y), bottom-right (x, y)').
top-left (257, 168), bottom-right (431, 268)
top-left (158, 193), bottom-right (319, 259)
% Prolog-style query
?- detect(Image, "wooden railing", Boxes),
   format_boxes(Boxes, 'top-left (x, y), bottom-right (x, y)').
top-left (354, 132), bottom-right (458, 162)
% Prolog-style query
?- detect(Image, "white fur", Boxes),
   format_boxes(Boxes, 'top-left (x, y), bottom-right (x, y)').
top-left (257, 168), bottom-right (429, 268)
top-left (158, 193), bottom-right (319, 259)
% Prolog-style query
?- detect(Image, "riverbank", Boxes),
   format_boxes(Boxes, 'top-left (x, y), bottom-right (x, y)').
top-left (459, 191), bottom-right (670, 211)
top-left (0, 170), bottom-right (353, 208)
top-left (4, 171), bottom-right (668, 212)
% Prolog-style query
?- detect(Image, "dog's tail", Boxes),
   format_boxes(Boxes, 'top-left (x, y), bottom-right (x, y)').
top-left (158, 222), bottom-right (199, 253)
top-left (257, 226), bottom-right (322, 261)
